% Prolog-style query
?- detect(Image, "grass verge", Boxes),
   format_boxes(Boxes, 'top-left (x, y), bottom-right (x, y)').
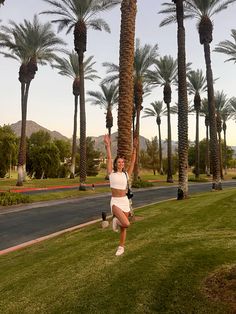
top-left (0, 188), bottom-right (236, 313)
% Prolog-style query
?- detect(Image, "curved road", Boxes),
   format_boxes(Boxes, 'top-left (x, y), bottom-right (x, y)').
top-left (0, 181), bottom-right (236, 251)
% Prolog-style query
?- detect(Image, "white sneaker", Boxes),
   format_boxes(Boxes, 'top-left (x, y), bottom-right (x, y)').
top-left (112, 217), bottom-right (119, 232)
top-left (115, 246), bottom-right (124, 256)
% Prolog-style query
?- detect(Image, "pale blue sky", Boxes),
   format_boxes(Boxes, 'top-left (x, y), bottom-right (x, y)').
top-left (0, 0), bottom-right (236, 145)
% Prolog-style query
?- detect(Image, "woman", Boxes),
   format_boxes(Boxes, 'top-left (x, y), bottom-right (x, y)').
top-left (104, 134), bottom-right (137, 256)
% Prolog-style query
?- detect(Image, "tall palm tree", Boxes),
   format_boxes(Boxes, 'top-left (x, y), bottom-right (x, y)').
top-left (117, 0), bottom-right (137, 162)
top-left (214, 90), bottom-right (233, 177)
top-left (160, 1), bottom-right (236, 189)
top-left (0, 15), bottom-right (65, 186)
top-left (147, 55), bottom-right (178, 183)
top-left (132, 39), bottom-right (158, 181)
top-left (54, 52), bottom-right (99, 178)
top-left (41, 0), bottom-right (121, 189)
top-left (187, 69), bottom-right (207, 178)
top-left (200, 98), bottom-right (210, 176)
top-left (172, 0), bottom-right (189, 199)
top-left (0, 0), bottom-right (5, 5)
top-left (143, 101), bottom-right (166, 175)
top-left (87, 82), bottom-right (118, 137)
top-left (214, 29), bottom-right (236, 63)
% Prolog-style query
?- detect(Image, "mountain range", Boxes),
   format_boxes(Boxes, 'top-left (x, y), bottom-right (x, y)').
top-left (10, 120), bottom-right (69, 141)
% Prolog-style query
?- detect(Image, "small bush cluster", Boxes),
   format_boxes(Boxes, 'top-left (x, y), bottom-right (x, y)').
top-left (0, 192), bottom-right (30, 206)
top-left (132, 179), bottom-right (153, 188)
top-left (232, 176), bottom-right (236, 180)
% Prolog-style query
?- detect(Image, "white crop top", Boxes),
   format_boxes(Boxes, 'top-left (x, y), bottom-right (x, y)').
top-left (109, 171), bottom-right (128, 190)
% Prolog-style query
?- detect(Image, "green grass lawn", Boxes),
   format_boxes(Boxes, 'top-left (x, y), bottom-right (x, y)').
top-left (1, 189), bottom-right (236, 313)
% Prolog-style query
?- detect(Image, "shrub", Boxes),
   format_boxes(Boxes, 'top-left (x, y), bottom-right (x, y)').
top-left (132, 178), bottom-right (153, 188)
top-left (0, 192), bottom-right (30, 206)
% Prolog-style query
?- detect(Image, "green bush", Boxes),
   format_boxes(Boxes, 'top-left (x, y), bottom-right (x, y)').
top-left (0, 192), bottom-right (30, 206)
top-left (132, 178), bottom-right (153, 188)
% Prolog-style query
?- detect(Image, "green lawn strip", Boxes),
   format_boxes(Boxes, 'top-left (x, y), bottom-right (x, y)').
top-left (27, 187), bottom-right (110, 203)
top-left (0, 174), bottom-right (109, 190)
top-left (0, 189), bottom-right (236, 313)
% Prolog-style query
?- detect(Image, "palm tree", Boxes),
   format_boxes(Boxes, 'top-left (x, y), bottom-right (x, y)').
top-left (187, 69), bottom-right (207, 178)
top-left (147, 55), bottom-right (178, 183)
top-left (221, 106), bottom-right (232, 175)
top-left (132, 39), bottom-right (158, 181)
top-left (117, 0), bottom-right (137, 162)
top-left (87, 82), bottom-right (118, 137)
top-left (172, 0), bottom-right (189, 199)
top-left (0, 15), bottom-right (65, 186)
top-left (160, 1), bottom-right (236, 189)
top-left (0, 0), bottom-right (5, 5)
top-left (214, 90), bottom-right (233, 177)
top-left (143, 101), bottom-right (166, 175)
top-left (54, 52), bottom-right (99, 178)
top-left (200, 98), bottom-right (210, 176)
top-left (214, 29), bottom-right (236, 63)
top-left (41, 0), bottom-right (121, 189)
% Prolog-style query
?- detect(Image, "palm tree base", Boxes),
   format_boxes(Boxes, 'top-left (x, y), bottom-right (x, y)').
top-left (177, 188), bottom-right (184, 200)
top-left (79, 184), bottom-right (86, 191)
top-left (16, 181), bottom-right (23, 187)
top-left (212, 182), bottom-right (222, 191)
top-left (70, 173), bottom-right (75, 179)
top-left (166, 178), bottom-right (174, 183)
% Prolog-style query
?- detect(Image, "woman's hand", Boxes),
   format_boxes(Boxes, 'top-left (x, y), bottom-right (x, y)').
top-left (104, 134), bottom-right (110, 147)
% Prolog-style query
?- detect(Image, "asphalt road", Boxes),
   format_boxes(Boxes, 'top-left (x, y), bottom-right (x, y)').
top-left (0, 181), bottom-right (236, 250)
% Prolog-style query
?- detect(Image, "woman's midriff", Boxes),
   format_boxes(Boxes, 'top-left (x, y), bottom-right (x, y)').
top-left (111, 188), bottom-right (127, 197)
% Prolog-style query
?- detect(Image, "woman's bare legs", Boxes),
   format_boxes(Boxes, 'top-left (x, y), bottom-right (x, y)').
top-left (112, 205), bottom-right (130, 248)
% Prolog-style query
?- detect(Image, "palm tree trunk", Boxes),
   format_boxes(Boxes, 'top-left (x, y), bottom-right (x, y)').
top-left (17, 81), bottom-right (30, 186)
top-left (203, 43), bottom-right (221, 190)
top-left (166, 103), bottom-right (173, 183)
top-left (218, 132), bottom-right (223, 179)
top-left (117, 0), bottom-right (137, 163)
top-left (133, 80), bottom-right (143, 181)
top-left (223, 127), bottom-right (227, 175)
top-left (133, 106), bottom-right (140, 181)
top-left (70, 94), bottom-right (78, 178)
top-left (205, 119), bottom-right (210, 176)
top-left (175, 0), bottom-right (188, 198)
top-left (195, 110), bottom-right (200, 178)
top-left (78, 52), bottom-right (86, 189)
top-left (157, 123), bottom-right (163, 175)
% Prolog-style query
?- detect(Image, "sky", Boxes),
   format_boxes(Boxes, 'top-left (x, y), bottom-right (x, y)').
top-left (0, 0), bottom-right (236, 146)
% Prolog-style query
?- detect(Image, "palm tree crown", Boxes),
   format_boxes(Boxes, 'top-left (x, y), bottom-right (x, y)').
top-left (0, 15), bottom-right (65, 67)
top-left (41, 0), bottom-right (121, 52)
top-left (214, 29), bottom-right (236, 63)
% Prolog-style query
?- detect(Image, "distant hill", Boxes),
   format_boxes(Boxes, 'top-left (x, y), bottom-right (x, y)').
top-left (10, 120), bottom-right (69, 141)
top-left (91, 132), bottom-right (150, 156)
top-left (90, 132), bottom-right (178, 157)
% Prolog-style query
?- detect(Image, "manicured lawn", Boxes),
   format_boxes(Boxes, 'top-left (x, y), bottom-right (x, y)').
top-left (0, 189), bottom-right (236, 313)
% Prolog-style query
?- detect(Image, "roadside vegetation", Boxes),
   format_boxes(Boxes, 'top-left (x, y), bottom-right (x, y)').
top-left (0, 188), bottom-right (235, 313)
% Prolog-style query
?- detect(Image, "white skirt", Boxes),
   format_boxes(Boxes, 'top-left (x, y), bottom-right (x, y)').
top-left (110, 196), bottom-right (130, 213)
